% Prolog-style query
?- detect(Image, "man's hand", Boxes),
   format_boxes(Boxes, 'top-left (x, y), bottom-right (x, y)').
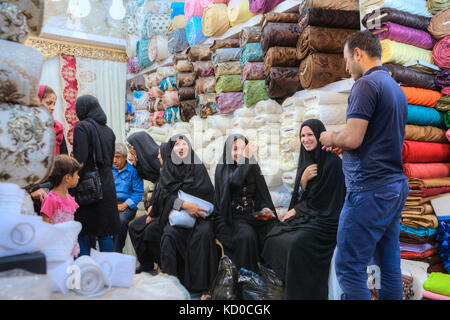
top-left (30, 188), bottom-right (47, 202)
top-left (118, 202), bottom-right (128, 212)
top-left (182, 201), bottom-right (208, 219)
top-left (319, 131), bottom-right (335, 149)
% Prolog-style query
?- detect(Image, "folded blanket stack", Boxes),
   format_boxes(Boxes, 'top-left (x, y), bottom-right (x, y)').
top-left (422, 272), bottom-right (450, 299)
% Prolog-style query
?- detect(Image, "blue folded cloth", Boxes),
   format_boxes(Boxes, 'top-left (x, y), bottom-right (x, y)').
top-left (400, 223), bottom-right (438, 237)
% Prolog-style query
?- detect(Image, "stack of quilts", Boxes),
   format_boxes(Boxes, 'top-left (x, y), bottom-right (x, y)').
top-left (176, 56), bottom-right (197, 122)
top-left (422, 272), bottom-right (450, 300)
top-left (297, 0), bottom-right (359, 89)
top-left (143, 71), bottom-right (166, 127)
top-left (259, 11), bottom-right (303, 101)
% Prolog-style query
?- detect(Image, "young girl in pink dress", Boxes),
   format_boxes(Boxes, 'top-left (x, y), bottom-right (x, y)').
top-left (40, 155), bottom-right (82, 257)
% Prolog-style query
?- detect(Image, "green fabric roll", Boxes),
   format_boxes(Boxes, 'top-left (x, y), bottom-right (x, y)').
top-left (445, 111), bottom-right (450, 128)
top-left (243, 80), bottom-right (269, 107)
top-left (423, 272), bottom-right (450, 296)
top-left (215, 75), bottom-right (243, 94)
top-left (435, 95), bottom-right (450, 112)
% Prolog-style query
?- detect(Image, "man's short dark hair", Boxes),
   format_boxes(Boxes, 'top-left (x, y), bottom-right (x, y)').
top-left (48, 155), bottom-right (82, 186)
top-left (344, 31), bottom-right (382, 59)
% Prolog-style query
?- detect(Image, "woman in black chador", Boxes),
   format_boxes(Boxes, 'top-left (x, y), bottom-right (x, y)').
top-left (262, 119), bottom-right (346, 300)
top-left (158, 135), bottom-right (218, 300)
top-left (214, 134), bottom-right (278, 274)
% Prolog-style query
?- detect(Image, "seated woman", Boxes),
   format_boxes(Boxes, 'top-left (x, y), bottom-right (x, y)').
top-left (158, 135), bottom-right (218, 300)
top-left (261, 119), bottom-right (346, 300)
top-left (214, 134), bottom-right (278, 274)
top-left (127, 132), bottom-right (163, 273)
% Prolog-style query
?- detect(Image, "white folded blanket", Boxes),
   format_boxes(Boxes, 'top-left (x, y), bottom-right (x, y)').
top-left (72, 255), bottom-right (111, 298)
top-left (254, 99), bottom-right (282, 115)
top-left (303, 104), bottom-right (347, 125)
top-left (90, 249), bottom-right (137, 288)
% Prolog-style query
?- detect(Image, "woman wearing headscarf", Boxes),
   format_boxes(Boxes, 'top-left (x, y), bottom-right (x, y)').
top-left (214, 134), bottom-right (278, 274)
top-left (127, 132), bottom-right (163, 273)
top-left (158, 135), bottom-right (218, 299)
top-left (261, 119), bottom-right (346, 300)
top-left (72, 94), bottom-right (121, 255)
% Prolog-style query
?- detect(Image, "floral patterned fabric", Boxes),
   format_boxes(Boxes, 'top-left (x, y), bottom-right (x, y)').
top-left (177, 73), bottom-right (196, 87)
top-left (241, 62), bottom-right (265, 82)
top-left (214, 61), bottom-right (241, 77)
top-left (158, 77), bottom-right (177, 92)
top-left (243, 80), bottom-right (269, 106)
top-left (197, 93), bottom-right (217, 118)
top-left (215, 75), bottom-right (243, 94)
top-left (215, 92), bottom-right (244, 114)
top-left (240, 43), bottom-right (264, 66)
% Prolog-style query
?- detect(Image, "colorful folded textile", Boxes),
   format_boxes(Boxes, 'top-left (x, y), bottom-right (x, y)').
top-left (170, 1), bottom-right (185, 19)
top-left (427, 0), bottom-right (450, 15)
top-left (409, 186), bottom-right (450, 197)
top-left (210, 39), bottom-right (241, 51)
top-left (402, 203), bottom-right (435, 215)
top-left (408, 177), bottom-right (450, 188)
top-left (227, 0), bottom-right (256, 27)
top-left (435, 70), bottom-right (450, 90)
top-left (298, 8), bottom-right (360, 32)
top-left (168, 29), bottom-right (188, 54)
top-left (215, 92), bottom-right (244, 114)
top-left (407, 105), bottom-right (445, 128)
top-left (240, 43), bottom-right (264, 66)
top-left (422, 290), bottom-right (450, 300)
top-left (241, 62), bottom-right (265, 82)
top-left (214, 62), bottom-right (241, 77)
top-left (243, 80), bottom-right (269, 106)
top-left (360, 0), bottom-right (432, 18)
top-left (401, 248), bottom-right (438, 259)
top-left (179, 99), bottom-right (197, 122)
top-left (362, 7), bottom-right (431, 31)
top-left (400, 242), bottom-right (437, 253)
top-left (266, 67), bottom-right (303, 99)
top-left (400, 230), bottom-right (436, 244)
top-left (202, 4), bottom-right (230, 37)
top-left (148, 86), bottom-right (164, 99)
top-left (423, 272), bottom-right (450, 297)
top-left (433, 36), bottom-right (450, 70)
top-left (403, 163), bottom-right (450, 179)
top-left (168, 15), bottom-right (187, 33)
top-left (401, 213), bottom-right (439, 229)
top-left (385, 63), bottom-right (438, 91)
top-left (240, 26), bottom-right (261, 47)
top-left (428, 7), bottom-right (450, 40)
top-left (436, 96), bottom-right (450, 112)
top-left (380, 40), bottom-right (433, 65)
top-left (297, 25), bottom-right (357, 61)
top-left (185, 17), bottom-right (207, 46)
top-left (249, 0), bottom-right (285, 14)
top-left (136, 40), bottom-right (151, 68)
top-left (405, 194), bottom-right (447, 206)
top-left (195, 77), bottom-right (216, 95)
top-left (260, 12), bottom-right (300, 30)
top-left (176, 73), bottom-right (196, 88)
top-left (185, 0), bottom-right (205, 20)
top-left (158, 77), bottom-right (177, 92)
top-left (370, 22), bottom-right (436, 50)
top-left (215, 75), bottom-right (243, 94)
top-left (212, 48), bottom-right (241, 65)
top-left (187, 44), bottom-right (212, 62)
top-left (178, 86), bottom-right (196, 101)
top-left (164, 107), bottom-right (180, 124)
top-left (260, 23), bottom-right (301, 54)
top-left (162, 91), bottom-right (180, 107)
top-left (402, 140), bottom-right (450, 163)
top-left (193, 61), bottom-right (215, 77)
top-left (299, 53), bottom-right (349, 89)
top-left (197, 93), bottom-right (217, 118)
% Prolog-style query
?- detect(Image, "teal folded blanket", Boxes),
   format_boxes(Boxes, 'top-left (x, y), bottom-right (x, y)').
top-left (423, 273), bottom-right (450, 297)
top-left (400, 224), bottom-right (437, 237)
top-left (407, 105), bottom-right (445, 128)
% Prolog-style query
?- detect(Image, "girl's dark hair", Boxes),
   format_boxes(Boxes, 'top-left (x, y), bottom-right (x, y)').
top-left (42, 86), bottom-right (56, 99)
top-left (48, 155), bottom-right (82, 186)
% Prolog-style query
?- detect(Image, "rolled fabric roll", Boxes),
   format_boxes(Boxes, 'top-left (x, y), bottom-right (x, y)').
top-left (265, 67), bottom-right (302, 99)
top-left (202, 4), bottom-right (230, 37)
top-left (403, 140), bottom-right (450, 163)
top-left (407, 104), bottom-right (446, 128)
top-left (158, 77), bottom-right (177, 92)
top-left (401, 87), bottom-right (443, 108)
top-left (72, 256), bottom-right (110, 297)
top-left (241, 62), bottom-right (265, 82)
top-left (130, 75), bottom-right (147, 92)
top-left (443, 87), bottom-right (450, 95)
top-left (435, 70), bottom-right (450, 90)
top-left (380, 39), bottom-right (433, 65)
top-left (427, 0), bottom-right (450, 15)
top-left (185, 16), bottom-right (207, 45)
top-left (385, 63), bottom-right (438, 91)
top-left (148, 35), bottom-right (170, 62)
top-left (197, 93), bottom-right (217, 118)
top-left (168, 15), bottom-right (188, 33)
top-left (7, 0), bottom-right (45, 36)
top-left (185, 0), bottom-right (205, 20)
top-left (164, 107), bottom-right (180, 124)
top-left (240, 43), bottom-right (264, 66)
top-left (261, 23), bottom-right (301, 54)
top-left (156, 67), bottom-right (176, 80)
top-left (433, 36), bottom-right (450, 70)
top-left (299, 53), bottom-right (349, 89)
top-left (187, 44), bottom-right (212, 61)
top-left (127, 57), bottom-right (139, 74)
top-left (148, 86), bottom-right (164, 99)
top-left (0, 39), bottom-right (43, 106)
top-left (403, 163), bottom-right (450, 179)
top-left (177, 73), bottom-right (196, 87)
top-left (298, 8), bottom-right (360, 32)
top-left (179, 99), bottom-right (197, 122)
top-left (370, 22), bottom-right (436, 50)
top-left (210, 39), bottom-right (241, 51)
top-left (171, 1), bottom-right (185, 19)
top-left (260, 12), bottom-right (300, 30)
top-left (193, 61), bottom-right (215, 77)
top-left (195, 77), bottom-right (216, 95)
top-left (176, 60), bottom-right (194, 72)
top-left (436, 95), bottom-right (450, 112)
top-left (215, 75), bottom-right (243, 94)
top-left (168, 29), bottom-right (188, 54)
top-left (144, 73), bottom-right (162, 89)
top-left (136, 40), bottom-right (151, 67)
top-left (249, 0), bottom-right (285, 14)
top-left (303, 104), bottom-right (348, 125)
top-left (178, 86), bottom-right (196, 101)
top-left (243, 80), bottom-right (269, 106)
top-left (447, 128), bottom-right (450, 142)
top-left (428, 7), bottom-right (450, 40)
top-left (126, 34), bottom-right (140, 59)
top-left (201, 0), bottom-right (229, 8)
top-left (151, 111), bottom-right (167, 127)
top-left (240, 26), bottom-right (261, 47)
top-left (405, 125), bottom-right (448, 143)
top-left (140, 12), bottom-right (171, 39)
top-left (212, 48), bottom-right (241, 65)
top-left (214, 61), bottom-right (241, 77)
top-left (216, 92), bottom-right (245, 114)
top-left (228, 0), bottom-right (256, 27)
top-left (162, 91), bottom-right (180, 107)
top-left (264, 46), bottom-right (299, 76)
top-left (302, 0), bottom-right (359, 11)
top-left (362, 7), bottom-right (430, 31)
top-left (133, 91), bottom-right (149, 111)
top-left (360, 0), bottom-right (432, 18)
top-left (299, 90), bottom-right (349, 107)
top-left (296, 25), bottom-right (356, 61)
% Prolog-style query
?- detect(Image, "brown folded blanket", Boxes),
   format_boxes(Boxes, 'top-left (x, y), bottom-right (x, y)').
top-left (210, 38), bottom-right (241, 51)
top-left (178, 86), bottom-right (196, 101)
top-left (400, 231), bottom-right (436, 245)
top-left (405, 125), bottom-right (449, 143)
top-left (264, 46), bottom-right (300, 76)
top-left (260, 12), bottom-right (300, 30)
top-left (176, 73), bottom-right (196, 88)
top-left (402, 204), bottom-right (435, 215)
top-left (266, 67), bottom-right (303, 99)
top-left (298, 8), bottom-right (360, 33)
top-left (401, 214), bottom-right (439, 229)
top-left (240, 26), bottom-right (261, 48)
top-left (408, 177), bottom-right (450, 188)
top-left (299, 53), bottom-right (349, 89)
top-left (187, 45), bottom-right (212, 62)
top-left (385, 63), bottom-right (439, 91)
top-left (179, 99), bottom-right (197, 122)
top-left (261, 23), bottom-right (301, 54)
top-left (297, 26), bottom-right (357, 60)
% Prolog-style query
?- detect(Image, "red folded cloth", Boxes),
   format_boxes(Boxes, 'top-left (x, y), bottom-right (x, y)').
top-left (401, 248), bottom-right (438, 259)
top-left (404, 163), bottom-right (450, 179)
top-left (410, 186), bottom-right (450, 197)
top-left (402, 140), bottom-right (450, 163)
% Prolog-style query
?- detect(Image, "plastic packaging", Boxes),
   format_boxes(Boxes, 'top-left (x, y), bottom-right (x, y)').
top-left (237, 263), bottom-right (284, 300)
top-left (211, 256), bottom-right (238, 300)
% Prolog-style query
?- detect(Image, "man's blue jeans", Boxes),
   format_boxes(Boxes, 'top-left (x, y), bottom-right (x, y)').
top-left (78, 235), bottom-right (114, 256)
top-left (113, 207), bottom-right (137, 253)
top-left (335, 178), bottom-right (409, 300)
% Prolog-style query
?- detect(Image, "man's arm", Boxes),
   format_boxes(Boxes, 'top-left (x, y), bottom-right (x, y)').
top-left (329, 118), bottom-right (369, 151)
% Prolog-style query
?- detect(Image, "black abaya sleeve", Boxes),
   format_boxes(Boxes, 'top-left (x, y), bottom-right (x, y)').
top-left (72, 124), bottom-right (90, 178)
top-left (60, 136), bottom-right (68, 155)
top-left (229, 163), bottom-right (256, 188)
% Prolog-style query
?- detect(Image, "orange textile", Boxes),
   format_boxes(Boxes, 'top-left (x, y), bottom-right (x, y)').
top-left (401, 86), bottom-right (443, 108)
top-left (403, 163), bottom-right (450, 179)
top-left (402, 140), bottom-right (450, 163)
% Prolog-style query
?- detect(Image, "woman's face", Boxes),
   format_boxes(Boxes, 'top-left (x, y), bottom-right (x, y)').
top-left (42, 93), bottom-right (57, 115)
top-left (300, 126), bottom-right (318, 152)
top-left (173, 139), bottom-right (189, 159)
top-left (232, 139), bottom-right (246, 163)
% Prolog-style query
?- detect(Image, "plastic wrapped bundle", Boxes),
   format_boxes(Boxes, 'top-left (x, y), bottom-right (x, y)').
top-left (158, 77), bottom-right (177, 92)
top-left (202, 4), bottom-right (230, 37)
top-left (303, 104), bottom-right (348, 125)
top-left (282, 170), bottom-right (297, 189)
top-left (280, 136), bottom-right (301, 153)
top-left (228, 0), bottom-right (256, 27)
top-left (232, 117), bottom-right (258, 129)
top-left (168, 29), bottom-right (188, 54)
top-left (243, 80), bottom-right (269, 106)
top-left (254, 99), bottom-right (282, 115)
top-left (149, 35), bottom-right (170, 62)
top-left (433, 36), bottom-right (450, 70)
top-left (212, 48), bottom-right (241, 65)
top-left (428, 7), bottom-right (450, 40)
top-left (280, 152), bottom-right (299, 172)
top-left (260, 160), bottom-right (282, 188)
top-left (266, 67), bottom-right (302, 99)
top-left (240, 43), bottom-right (264, 66)
top-left (249, 0), bottom-right (285, 14)
top-left (281, 109), bottom-right (304, 126)
top-left (241, 62), bottom-right (265, 82)
top-left (216, 92), bottom-right (244, 114)
top-left (254, 114), bottom-right (281, 125)
top-left (195, 77), bottom-right (216, 95)
top-left (299, 90), bottom-right (349, 107)
top-left (186, 17), bottom-right (207, 46)
top-left (216, 75), bottom-right (243, 94)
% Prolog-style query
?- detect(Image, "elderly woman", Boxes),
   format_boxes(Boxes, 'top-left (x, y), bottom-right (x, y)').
top-left (112, 142), bottom-right (144, 253)
top-left (261, 119), bottom-right (346, 300)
